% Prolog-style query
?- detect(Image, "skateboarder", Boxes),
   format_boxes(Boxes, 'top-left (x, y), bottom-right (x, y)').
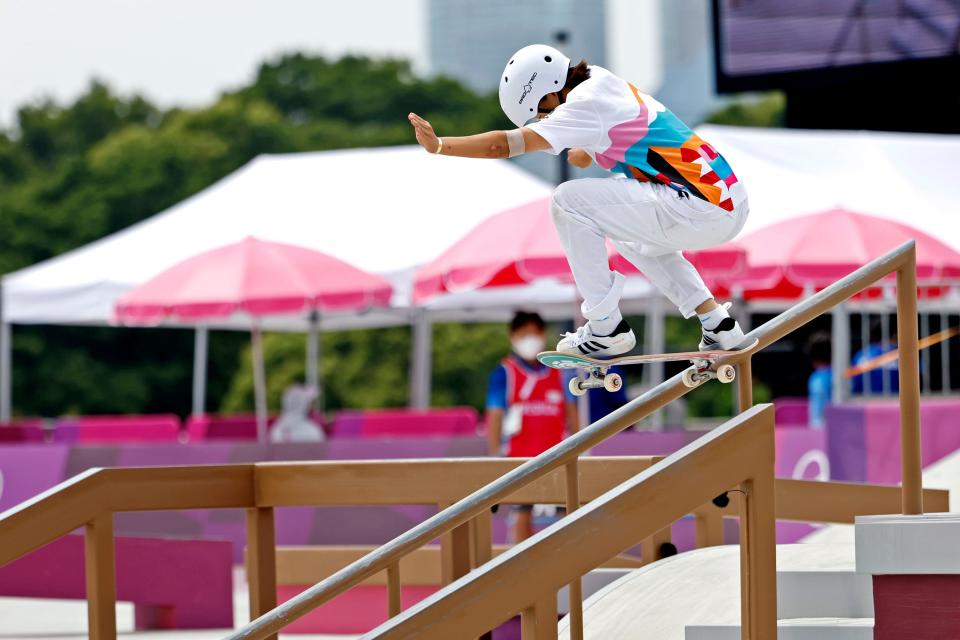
top-left (408, 44), bottom-right (749, 358)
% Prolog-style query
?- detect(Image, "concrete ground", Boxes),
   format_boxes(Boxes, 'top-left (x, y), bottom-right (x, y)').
top-left (0, 569), bottom-right (356, 640)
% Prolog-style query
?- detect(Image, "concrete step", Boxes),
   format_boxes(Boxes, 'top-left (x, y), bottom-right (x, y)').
top-left (856, 512), bottom-right (960, 574)
top-left (685, 618), bottom-right (874, 640)
top-left (777, 569), bottom-right (873, 618)
top-left (557, 568), bottom-right (631, 615)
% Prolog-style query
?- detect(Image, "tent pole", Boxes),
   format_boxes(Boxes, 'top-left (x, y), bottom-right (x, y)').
top-left (0, 281), bottom-right (10, 423)
top-left (192, 326), bottom-right (209, 417)
top-left (306, 310), bottom-right (321, 412)
top-left (832, 304), bottom-right (850, 404)
top-left (646, 298), bottom-right (665, 429)
top-left (251, 322), bottom-right (268, 442)
top-left (409, 310), bottom-right (432, 409)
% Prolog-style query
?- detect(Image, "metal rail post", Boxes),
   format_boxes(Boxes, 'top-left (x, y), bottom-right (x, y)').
top-left (896, 251), bottom-right (923, 514)
top-left (85, 513), bottom-right (117, 639)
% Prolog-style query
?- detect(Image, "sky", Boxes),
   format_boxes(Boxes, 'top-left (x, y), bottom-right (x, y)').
top-left (0, 0), bottom-right (659, 129)
top-left (0, 0), bottom-right (427, 127)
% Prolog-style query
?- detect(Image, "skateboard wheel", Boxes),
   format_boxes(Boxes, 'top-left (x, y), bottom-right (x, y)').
top-left (569, 376), bottom-right (587, 397)
top-left (603, 373), bottom-right (622, 393)
top-left (681, 368), bottom-right (699, 388)
top-left (717, 364), bottom-right (736, 384)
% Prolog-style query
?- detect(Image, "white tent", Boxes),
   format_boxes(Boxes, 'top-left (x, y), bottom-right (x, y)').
top-left (697, 125), bottom-right (960, 244)
top-left (0, 146), bottom-right (556, 419)
top-left (1, 146), bottom-right (554, 326)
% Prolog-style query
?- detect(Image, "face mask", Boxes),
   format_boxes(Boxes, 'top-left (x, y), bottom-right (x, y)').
top-left (512, 335), bottom-right (545, 360)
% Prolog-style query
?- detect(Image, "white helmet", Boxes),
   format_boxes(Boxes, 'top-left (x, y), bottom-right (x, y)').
top-left (498, 44), bottom-right (571, 128)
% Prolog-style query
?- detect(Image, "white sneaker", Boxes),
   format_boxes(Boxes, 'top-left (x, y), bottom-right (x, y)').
top-left (557, 319), bottom-right (636, 358)
top-left (699, 316), bottom-right (746, 351)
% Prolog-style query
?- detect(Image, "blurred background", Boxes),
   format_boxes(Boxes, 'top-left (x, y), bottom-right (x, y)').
top-left (0, 0), bottom-right (957, 422)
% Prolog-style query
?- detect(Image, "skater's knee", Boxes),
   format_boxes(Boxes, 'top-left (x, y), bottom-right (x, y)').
top-left (550, 181), bottom-right (579, 215)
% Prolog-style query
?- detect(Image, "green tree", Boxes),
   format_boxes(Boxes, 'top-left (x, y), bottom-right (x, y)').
top-left (1, 55), bottom-right (504, 419)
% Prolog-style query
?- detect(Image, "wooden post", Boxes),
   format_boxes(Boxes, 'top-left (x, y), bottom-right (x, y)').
top-left (470, 510), bottom-right (493, 568)
top-left (640, 525), bottom-right (673, 565)
top-left (247, 507), bottom-right (277, 640)
top-left (521, 594), bottom-right (559, 640)
top-left (450, 520), bottom-right (472, 581)
top-left (564, 461), bottom-right (584, 640)
top-left (897, 254), bottom-right (923, 515)
top-left (737, 356), bottom-right (753, 412)
top-left (738, 477), bottom-right (777, 639)
top-left (386, 562), bottom-right (401, 617)
top-left (694, 507), bottom-right (725, 548)
top-left (85, 513), bottom-right (117, 640)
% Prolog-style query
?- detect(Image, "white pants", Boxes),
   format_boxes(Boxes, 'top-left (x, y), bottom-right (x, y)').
top-left (550, 177), bottom-right (749, 319)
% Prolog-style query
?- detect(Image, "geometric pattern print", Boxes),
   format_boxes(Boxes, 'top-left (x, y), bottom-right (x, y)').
top-left (604, 83), bottom-right (739, 212)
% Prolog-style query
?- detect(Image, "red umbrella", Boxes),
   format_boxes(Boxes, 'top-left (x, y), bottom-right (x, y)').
top-left (115, 236), bottom-right (392, 323)
top-left (413, 198), bottom-right (747, 303)
top-left (115, 237), bottom-right (393, 440)
top-left (717, 209), bottom-right (960, 300)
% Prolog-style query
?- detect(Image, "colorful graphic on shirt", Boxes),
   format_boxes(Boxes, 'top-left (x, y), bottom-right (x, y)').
top-left (594, 83), bottom-right (740, 212)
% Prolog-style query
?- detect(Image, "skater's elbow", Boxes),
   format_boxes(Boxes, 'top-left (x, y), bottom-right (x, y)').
top-left (485, 141), bottom-right (510, 158)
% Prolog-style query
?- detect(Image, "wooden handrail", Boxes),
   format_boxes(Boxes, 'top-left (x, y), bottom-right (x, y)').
top-left (0, 465), bottom-right (254, 566)
top-left (364, 405), bottom-right (778, 639)
top-left (0, 240), bottom-right (925, 639)
top-left (230, 240), bottom-right (922, 640)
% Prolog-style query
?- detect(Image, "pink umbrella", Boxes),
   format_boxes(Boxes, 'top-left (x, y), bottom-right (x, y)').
top-left (115, 237), bottom-right (393, 440)
top-left (413, 197), bottom-right (747, 303)
top-left (715, 209), bottom-right (960, 300)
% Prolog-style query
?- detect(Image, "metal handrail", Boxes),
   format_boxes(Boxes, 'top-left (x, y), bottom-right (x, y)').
top-left (230, 239), bottom-right (921, 639)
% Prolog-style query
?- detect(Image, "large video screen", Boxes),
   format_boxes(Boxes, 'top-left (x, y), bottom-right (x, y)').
top-left (714, 0), bottom-right (960, 91)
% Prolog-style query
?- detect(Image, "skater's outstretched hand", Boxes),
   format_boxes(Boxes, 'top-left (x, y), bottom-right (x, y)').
top-left (407, 112), bottom-right (552, 158)
top-left (568, 148), bottom-right (592, 168)
top-left (408, 113), bottom-right (441, 154)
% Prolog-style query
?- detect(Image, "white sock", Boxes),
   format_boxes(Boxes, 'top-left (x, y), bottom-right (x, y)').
top-left (697, 304), bottom-right (729, 331)
top-left (589, 308), bottom-right (623, 336)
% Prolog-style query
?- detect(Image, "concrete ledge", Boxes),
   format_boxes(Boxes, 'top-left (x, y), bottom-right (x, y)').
top-left (856, 512), bottom-right (960, 574)
top-left (777, 570), bottom-right (873, 618)
top-left (686, 618), bottom-right (874, 640)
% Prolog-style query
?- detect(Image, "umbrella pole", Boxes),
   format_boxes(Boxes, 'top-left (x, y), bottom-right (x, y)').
top-left (0, 280), bottom-right (10, 422)
top-left (251, 322), bottom-right (268, 442)
top-left (191, 326), bottom-right (209, 417)
top-left (306, 310), bottom-right (322, 412)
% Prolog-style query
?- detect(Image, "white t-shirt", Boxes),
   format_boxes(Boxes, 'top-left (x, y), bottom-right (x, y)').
top-left (527, 66), bottom-right (746, 212)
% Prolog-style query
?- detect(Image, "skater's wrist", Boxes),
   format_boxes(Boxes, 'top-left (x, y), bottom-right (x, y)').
top-left (433, 137), bottom-right (443, 154)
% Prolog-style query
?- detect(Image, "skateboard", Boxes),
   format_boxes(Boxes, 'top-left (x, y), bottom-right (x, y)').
top-left (537, 339), bottom-right (760, 396)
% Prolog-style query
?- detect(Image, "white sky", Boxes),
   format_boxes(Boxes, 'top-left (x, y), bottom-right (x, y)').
top-left (0, 0), bottom-right (427, 127)
top-left (0, 0), bottom-right (659, 129)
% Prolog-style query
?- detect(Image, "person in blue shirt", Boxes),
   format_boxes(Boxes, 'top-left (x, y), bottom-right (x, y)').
top-left (806, 332), bottom-right (833, 429)
top-left (850, 319), bottom-right (899, 395)
top-left (486, 311), bottom-right (579, 541)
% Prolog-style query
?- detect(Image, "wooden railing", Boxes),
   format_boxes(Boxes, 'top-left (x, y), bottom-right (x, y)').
top-left (0, 240), bottom-right (930, 639)
top-left (229, 240), bottom-right (925, 639)
top-left (365, 404), bottom-right (779, 639)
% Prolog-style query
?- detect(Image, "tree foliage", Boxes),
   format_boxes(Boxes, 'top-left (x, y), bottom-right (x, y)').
top-left (1, 54), bottom-right (504, 417)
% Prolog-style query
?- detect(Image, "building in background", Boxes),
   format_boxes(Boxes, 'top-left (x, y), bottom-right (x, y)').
top-left (427, 0), bottom-right (727, 183)
top-left (428, 0), bottom-right (608, 93)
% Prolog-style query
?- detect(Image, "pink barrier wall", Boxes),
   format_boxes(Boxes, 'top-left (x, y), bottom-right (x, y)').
top-left (0, 535), bottom-right (232, 629)
top-left (827, 398), bottom-right (960, 483)
top-left (331, 407), bottom-right (479, 438)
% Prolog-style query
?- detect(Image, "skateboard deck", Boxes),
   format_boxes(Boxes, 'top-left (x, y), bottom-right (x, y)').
top-left (537, 339), bottom-right (760, 393)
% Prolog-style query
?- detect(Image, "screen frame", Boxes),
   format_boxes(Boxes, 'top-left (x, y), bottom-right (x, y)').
top-left (711, 0), bottom-right (960, 94)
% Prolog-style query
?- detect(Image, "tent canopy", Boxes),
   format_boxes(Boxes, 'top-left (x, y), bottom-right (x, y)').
top-left (697, 125), bottom-right (960, 243)
top-left (7, 126), bottom-right (960, 328)
top-left (2, 146), bottom-right (552, 328)
top-left (717, 208), bottom-right (960, 300)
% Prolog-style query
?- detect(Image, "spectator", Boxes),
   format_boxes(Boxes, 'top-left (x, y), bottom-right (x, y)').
top-left (270, 384), bottom-right (325, 443)
top-left (851, 318), bottom-right (898, 395)
top-left (806, 332), bottom-right (833, 429)
top-left (486, 311), bottom-right (579, 542)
